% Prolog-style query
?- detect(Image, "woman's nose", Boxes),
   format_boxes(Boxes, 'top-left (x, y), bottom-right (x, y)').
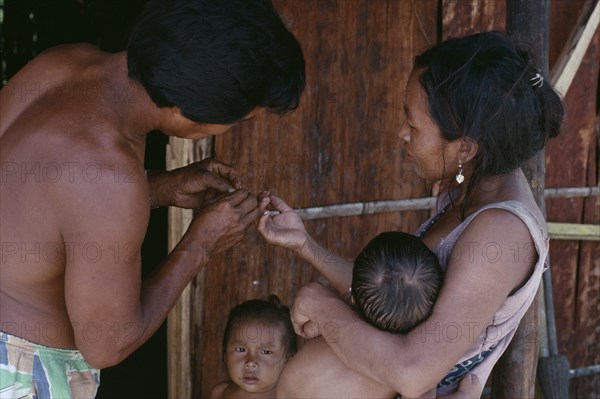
top-left (399, 119), bottom-right (410, 142)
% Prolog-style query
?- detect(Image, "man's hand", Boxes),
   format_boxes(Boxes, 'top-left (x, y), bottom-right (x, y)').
top-left (186, 189), bottom-right (266, 258)
top-left (147, 159), bottom-right (243, 209)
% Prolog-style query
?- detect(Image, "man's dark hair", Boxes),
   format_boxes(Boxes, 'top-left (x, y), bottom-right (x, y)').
top-left (352, 232), bottom-right (443, 334)
top-left (222, 295), bottom-right (297, 359)
top-left (127, 0), bottom-right (305, 124)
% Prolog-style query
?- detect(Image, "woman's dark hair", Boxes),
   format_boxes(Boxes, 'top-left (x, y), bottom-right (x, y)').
top-left (414, 31), bottom-right (564, 213)
top-left (222, 295), bottom-right (297, 359)
top-left (127, 0), bottom-right (305, 124)
top-left (352, 232), bottom-right (443, 334)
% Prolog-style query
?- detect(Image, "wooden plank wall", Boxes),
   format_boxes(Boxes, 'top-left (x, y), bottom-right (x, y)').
top-left (199, 0), bottom-right (436, 394)
top-left (546, 0), bottom-right (600, 396)
top-left (175, 0), bottom-right (599, 396)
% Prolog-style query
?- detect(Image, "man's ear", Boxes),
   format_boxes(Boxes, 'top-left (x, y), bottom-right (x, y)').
top-left (459, 137), bottom-right (479, 163)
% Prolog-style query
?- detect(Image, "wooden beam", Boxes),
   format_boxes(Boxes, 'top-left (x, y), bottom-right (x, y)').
top-left (166, 137), bottom-right (213, 399)
top-left (550, 0), bottom-right (600, 96)
top-left (547, 223), bottom-right (600, 241)
top-left (166, 138), bottom-right (195, 399)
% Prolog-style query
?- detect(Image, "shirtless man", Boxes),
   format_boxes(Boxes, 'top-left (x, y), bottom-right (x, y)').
top-left (0, 0), bottom-right (304, 397)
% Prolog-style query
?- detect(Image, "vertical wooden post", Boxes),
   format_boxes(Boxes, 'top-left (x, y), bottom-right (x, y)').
top-left (166, 137), bottom-right (213, 399)
top-left (492, 1), bottom-right (551, 397)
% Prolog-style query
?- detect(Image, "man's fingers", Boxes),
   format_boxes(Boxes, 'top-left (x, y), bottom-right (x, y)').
top-left (203, 159), bottom-right (243, 189)
top-left (193, 172), bottom-right (234, 193)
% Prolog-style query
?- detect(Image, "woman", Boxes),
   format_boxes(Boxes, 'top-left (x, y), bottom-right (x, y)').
top-left (257, 31), bottom-right (564, 397)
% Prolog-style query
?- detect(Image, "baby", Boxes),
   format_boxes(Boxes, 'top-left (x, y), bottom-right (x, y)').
top-left (210, 295), bottom-right (297, 398)
top-left (350, 231), bottom-right (443, 335)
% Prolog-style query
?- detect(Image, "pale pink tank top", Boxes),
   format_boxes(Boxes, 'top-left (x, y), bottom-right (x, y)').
top-left (416, 199), bottom-right (549, 395)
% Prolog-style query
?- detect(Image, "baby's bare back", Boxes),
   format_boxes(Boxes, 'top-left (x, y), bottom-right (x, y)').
top-left (277, 336), bottom-right (397, 398)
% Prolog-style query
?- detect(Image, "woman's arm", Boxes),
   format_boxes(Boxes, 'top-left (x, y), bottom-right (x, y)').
top-left (289, 210), bottom-right (536, 397)
top-left (257, 194), bottom-right (352, 293)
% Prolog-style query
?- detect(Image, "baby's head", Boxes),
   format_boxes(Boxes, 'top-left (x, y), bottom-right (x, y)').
top-left (351, 232), bottom-right (443, 334)
top-left (222, 295), bottom-right (297, 394)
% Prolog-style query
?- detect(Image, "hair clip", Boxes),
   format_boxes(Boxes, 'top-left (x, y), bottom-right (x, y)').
top-left (530, 72), bottom-right (544, 88)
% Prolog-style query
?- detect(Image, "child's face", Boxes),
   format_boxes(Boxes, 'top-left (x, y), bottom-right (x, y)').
top-left (225, 320), bottom-right (288, 394)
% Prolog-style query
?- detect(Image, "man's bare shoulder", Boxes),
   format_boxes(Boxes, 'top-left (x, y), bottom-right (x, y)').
top-left (1, 43), bottom-right (111, 137)
top-left (26, 43), bottom-right (104, 70)
top-left (4, 43), bottom-right (103, 89)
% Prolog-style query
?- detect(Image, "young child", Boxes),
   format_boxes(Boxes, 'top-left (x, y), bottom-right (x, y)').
top-left (210, 295), bottom-right (297, 399)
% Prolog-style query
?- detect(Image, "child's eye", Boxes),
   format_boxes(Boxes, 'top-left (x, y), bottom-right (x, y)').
top-left (234, 347), bottom-right (246, 353)
top-left (260, 349), bottom-right (273, 355)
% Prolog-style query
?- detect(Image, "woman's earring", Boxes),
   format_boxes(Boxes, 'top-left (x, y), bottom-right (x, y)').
top-left (455, 162), bottom-right (464, 184)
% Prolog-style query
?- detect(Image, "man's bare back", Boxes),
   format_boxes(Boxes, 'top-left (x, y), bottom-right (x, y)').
top-left (0, 44), bottom-right (148, 350)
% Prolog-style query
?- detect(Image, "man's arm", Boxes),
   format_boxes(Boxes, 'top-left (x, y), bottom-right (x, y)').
top-left (58, 166), bottom-right (259, 368)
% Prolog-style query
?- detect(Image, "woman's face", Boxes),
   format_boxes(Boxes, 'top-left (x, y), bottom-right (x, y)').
top-left (399, 69), bottom-right (461, 182)
top-left (225, 320), bottom-right (288, 394)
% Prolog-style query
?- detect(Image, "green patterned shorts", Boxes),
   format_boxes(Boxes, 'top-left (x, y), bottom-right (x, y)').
top-left (0, 331), bottom-right (100, 398)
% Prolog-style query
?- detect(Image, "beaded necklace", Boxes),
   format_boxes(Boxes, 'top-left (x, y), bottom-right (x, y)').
top-left (416, 203), bottom-right (450, 239)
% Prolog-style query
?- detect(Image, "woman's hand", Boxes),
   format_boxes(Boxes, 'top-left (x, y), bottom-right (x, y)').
top-left (439, 374), bottom-right (482, 399)
top-left (257, 193), bottom-right (309, 250)
top-left (290, 282), bottom-right (342, 339)
top-left (147, 159), bottom-right (242, 209)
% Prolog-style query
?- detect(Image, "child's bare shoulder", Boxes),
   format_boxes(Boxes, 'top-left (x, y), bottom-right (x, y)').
top-left (208, 381), bottom-right (231, 399)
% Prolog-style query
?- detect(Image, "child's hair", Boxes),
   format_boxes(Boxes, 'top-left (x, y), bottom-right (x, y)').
top-left (127, 0), bottom-right (305, 124)
top-left (351, 232), bottom-right (443, 334)
top-left (222, 295), bottom-right (297, 358)
top-left (414, 31), bottom-right (564, 215)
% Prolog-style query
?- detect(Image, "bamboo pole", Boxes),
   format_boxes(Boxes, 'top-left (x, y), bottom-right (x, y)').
top-left (277, 187), bottom-right (599, 221)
